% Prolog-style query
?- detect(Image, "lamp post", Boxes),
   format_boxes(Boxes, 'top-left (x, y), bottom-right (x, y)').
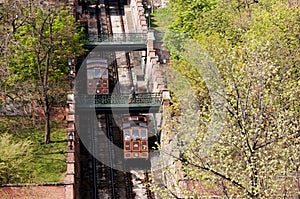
top-left (68, 58), bottom-right (75, 89)
top-left (147, 4), bottom-right (151, 13)
top-left (145, 12), bottom-right (150, 28)
top-left (68, 58), bottom-right (75, 75)
top-left (68, 131), bottom-right (74, 151)
top-left (144, 4), bottom-right (151, 28)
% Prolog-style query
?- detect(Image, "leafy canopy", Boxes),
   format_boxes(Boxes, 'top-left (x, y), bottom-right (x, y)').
top-left (160, 0), bottom-right (300, 198)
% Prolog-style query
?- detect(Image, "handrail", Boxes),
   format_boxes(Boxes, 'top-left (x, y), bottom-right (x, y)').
top-left (75, 93), bottom-right (162, 105)
top-left (86, 33), bottom-right (148, 43)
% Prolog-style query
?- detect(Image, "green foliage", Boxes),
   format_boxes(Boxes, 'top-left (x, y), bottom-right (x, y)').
top-left (151, 7), bottom-right (174, 32)
top-left (0, 117), bottom-right (67, 184)
top-left (0, 133), bottom-right (34, 184)
top-left (168, 0), bottom-right (219, 36)
top-left (8, 5), bottom-right (84, 85)
top-left (158, 0), bottom-right (300, 198)
top-left (1, 1), bottom-right (84, 100)
top-left (1, 1), bottom-right (85, 144)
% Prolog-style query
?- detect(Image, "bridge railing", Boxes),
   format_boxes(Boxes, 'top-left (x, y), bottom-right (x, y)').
top-left (86, 33), bottom-right (148, 44)
top-left (75, 93), bottom-right (162, 106)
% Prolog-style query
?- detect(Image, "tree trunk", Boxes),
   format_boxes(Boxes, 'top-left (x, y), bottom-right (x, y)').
top-left (44, 96), bottom-right (51, 144)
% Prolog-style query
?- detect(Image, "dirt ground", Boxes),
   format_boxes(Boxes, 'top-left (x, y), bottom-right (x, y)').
top-left (0, 185), bottom-right (66, 199)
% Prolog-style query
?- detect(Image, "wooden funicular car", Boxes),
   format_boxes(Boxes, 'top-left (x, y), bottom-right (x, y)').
top-left (86, 57), bottom-right (109, 95)
top-left (122, 115), bottom-right (148, 159)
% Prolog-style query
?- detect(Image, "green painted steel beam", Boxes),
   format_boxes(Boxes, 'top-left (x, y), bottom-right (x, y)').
top-left (83, 44), bottom-right (147, 51)
top-left (75, 93), bottom-right (162, 113)
top-left (76, 105), bottom-right (161, 113)
top-left (76, 93), bottom-right (162, 105)
top-left (86, 33), bottom-right (148, 43)
top-left (83, 33), bottom-right (148, 49)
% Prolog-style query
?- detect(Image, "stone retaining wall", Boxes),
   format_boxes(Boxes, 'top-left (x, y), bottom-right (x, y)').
top-left (129, 0), bottom-right (148, 33)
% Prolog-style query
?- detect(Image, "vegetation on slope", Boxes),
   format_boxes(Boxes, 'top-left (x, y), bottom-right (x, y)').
top-left (151, 7), bottom-right (174, 32)
top-left (0, 0), bottom-right (84, 144)
top-left (153, 0), bottom-right (300, 198)
top-left (0, 117), bottom-right (66, 184)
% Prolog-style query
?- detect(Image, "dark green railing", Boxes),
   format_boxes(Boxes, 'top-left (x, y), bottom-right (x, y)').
top-left (76, 93), bottom-right (162, 106)
top-left (86, 33), bottom-right (148, 44)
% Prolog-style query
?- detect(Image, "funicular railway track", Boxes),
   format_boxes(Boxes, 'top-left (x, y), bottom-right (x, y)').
top-left (92, 113), bottom-right (149, 199)
top-left (79, 0), bottom-right (155, 198)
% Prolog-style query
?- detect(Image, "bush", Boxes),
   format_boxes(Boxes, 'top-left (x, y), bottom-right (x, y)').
top-left (0, 133), bottom-right (34, 184)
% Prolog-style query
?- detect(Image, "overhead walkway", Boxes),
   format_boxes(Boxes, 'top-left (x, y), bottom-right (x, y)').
top-left (84, 33), bottom-right (148, 51)
top-left (75, 93), bottom-right (162, 113)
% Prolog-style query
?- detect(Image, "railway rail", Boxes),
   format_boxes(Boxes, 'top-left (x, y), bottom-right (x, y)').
top-left (78, 0), bottom-right (155, 198)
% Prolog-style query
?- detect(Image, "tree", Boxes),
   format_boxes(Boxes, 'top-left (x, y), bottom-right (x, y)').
top-left (0, 0), bottom-right (34, 94)
top-left (5, 1), bottom-right (84, 144)
top-left (156, 0), bottom-right (300, 198)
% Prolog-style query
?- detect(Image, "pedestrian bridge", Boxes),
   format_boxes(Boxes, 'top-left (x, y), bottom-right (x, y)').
top-left (84, 33), bottom-right (148, 50)
top-left (75, 93), bottom-right (162, 113)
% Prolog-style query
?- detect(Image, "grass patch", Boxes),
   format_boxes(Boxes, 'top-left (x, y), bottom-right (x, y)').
top-left (0, 117), bottom-right (67, 183)
top-left (151, 7), bottom-right (175, 32)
